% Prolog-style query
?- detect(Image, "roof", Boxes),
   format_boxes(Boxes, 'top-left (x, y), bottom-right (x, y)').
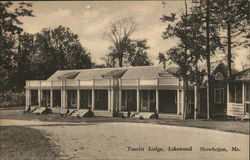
top-left (47, 66), bottom-right (177, 81)
top-left (234, 68), bottom-right (250, 81)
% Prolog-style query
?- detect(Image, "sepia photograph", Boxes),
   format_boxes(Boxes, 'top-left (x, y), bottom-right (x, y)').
top-left (0, 0), bottom-right (249, 160)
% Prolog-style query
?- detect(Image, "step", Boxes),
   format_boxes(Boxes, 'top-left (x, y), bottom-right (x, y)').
top-left (32, 107), bottom-right (47, 114)
top-left (94, 110), bottom-right (113, 117)
top-left (131, 112), bottom-right (154, 119)
top-left (159, 113), bottom-right (183, 120)
top-left (69, 109), bottom-right (89, 117)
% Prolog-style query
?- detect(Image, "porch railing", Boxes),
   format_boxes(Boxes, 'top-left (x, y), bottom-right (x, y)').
top-left (26, 77), bottom-right (181, 88)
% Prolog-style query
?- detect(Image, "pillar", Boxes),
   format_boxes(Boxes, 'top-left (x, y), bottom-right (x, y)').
top-left (242, 82), bottom-right (245, 115)
top-left (50, 89), bottom-right (53, 107)
top-left (137, 89), bottom-right (140, 112)
top-left (181, 89), bottom-right (184, 115)
top-left (194, 85), bottom-right (198, 120)
top-left (77, 89), bottom-right (80, 110)
top-left (92, 89), bottom-right (95, 110)
top-left (110, 89), bottom-right (114, 111)
top-left (26, 89), bottom-right (30, 108)
top-left (61, 89), bottom-right (66, 109)
top-left (156, 89), bottom-right (159, 113)
top-left (119, 89), bottom-right (122, 111)
top-left (38, 89), bottom-right (42, 107)
top-left (177, 90), bottom-right (179, 115)
top-left (108, 89), bottom-right (111, 111)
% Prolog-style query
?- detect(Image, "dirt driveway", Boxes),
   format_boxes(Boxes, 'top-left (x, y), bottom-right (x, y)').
top-left (1, 119), bottom-right (249, 160)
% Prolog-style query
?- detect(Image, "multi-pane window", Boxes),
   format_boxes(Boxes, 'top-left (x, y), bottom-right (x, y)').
top-left (214, 88), bottom-right (224, 103)
top-left (229, 82), bottom-right (242, 103)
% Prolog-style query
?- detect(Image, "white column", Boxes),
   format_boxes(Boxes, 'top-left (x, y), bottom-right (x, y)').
top-left (108, 89), bottom-right (111, 111)
top-left (137, 89), bottom-right (140, 112)
top-left (119, 89), bottom-right (122, 111)
top-left (242, 82), bottom-right (245, 115)
top-left (38, 89), bottom-right (41, 107)
top-left (91, 89), bottom-right (95, 110)
top-left (26, 89), bottom-right (30, 108)
top-left (77, 89), bottom-right (80, 110)
top-left (61, 89), bottom-right (66, 109)
top-left (50, 90), bottom-right (53, 108)
top-left (156, 89), bottom-right (159, 113)
top-left (194, 85), bottom-right (198, 120)
top-left (111, 89), bottom-right (114, 111)
top-left (181, 89), bottom-right (184, 115)
top-left (177, 90), bottom-right (179, 115)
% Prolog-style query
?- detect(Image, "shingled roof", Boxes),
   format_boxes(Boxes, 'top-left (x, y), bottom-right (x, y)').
top-left (46, 66), bottom-right (177, 81)
top-left (234, 68), bottom-right (250, 81)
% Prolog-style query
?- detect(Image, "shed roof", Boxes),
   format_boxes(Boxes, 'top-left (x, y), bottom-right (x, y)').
top-left (234, 68), bottom-right (250, 81)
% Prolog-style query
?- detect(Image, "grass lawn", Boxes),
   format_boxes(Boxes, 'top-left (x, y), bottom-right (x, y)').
top-left (0, 126), bottom-right (59, 160)
top-left (0, 108), bottom-right (249, 134)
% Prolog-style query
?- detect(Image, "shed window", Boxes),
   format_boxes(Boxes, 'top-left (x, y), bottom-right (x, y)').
top-left (214, 88), bottom-right (224, 103)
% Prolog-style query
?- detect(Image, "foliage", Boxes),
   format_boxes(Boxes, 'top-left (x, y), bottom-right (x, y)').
top-left (0, 1), bottom-right (34, 96)
top-left (103, 39), bottom-right (152, 67)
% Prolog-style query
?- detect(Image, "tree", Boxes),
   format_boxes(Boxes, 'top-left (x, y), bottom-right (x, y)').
top-left (103, 39), bottom-right (152, 67)
top-left (32, 25), bottom-right (92, 79)
top-left (158, 52), bottom-right (167, 69)
top-left (104, 17), bottom-right (137, 67)
top-left (212, 0), bottom-right (249, 76)
top-left (160, 0), bottom-right (220, 119)
top-left (0, 1), bottom-right (33, 96)
top-left (126, 39), bottom-right (153, 66)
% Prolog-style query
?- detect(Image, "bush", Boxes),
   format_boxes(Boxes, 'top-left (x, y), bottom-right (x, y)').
top-left (0, 91), bottom-right (25, 108)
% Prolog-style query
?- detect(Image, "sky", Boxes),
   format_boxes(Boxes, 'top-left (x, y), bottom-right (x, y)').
top-left (14, 1), bottom-right (249, 70)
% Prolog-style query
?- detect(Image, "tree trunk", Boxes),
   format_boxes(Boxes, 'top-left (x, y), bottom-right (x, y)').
top-left (227, 22), bottom-right (232, 77)
top-left (206, 0), bottom-right (210, 120)
top-left (183, 79), bottom-right (189, 119)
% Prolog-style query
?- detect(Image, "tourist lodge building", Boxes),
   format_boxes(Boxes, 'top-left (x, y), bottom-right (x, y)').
top-left (25, 65), bottom-right (250, 119)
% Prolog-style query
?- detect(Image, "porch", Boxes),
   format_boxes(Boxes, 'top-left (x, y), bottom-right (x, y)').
top-left (227, 82), bottom-right (250, 119)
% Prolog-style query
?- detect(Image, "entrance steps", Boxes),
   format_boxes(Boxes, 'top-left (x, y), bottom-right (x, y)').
top-left (69, 109), bottom-right (88, 117)
top-left (159, 113), bottom-right (183, 120)
top-left (132, 112), bottom-right (154, 119)
top-left (94, 110), bottom-right (113, 117)
top-left (32, 107), bottom-right (47, 114)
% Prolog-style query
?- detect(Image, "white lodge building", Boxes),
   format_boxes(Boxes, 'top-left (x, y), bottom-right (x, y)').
top-left (25, 65), bottom-right (250, 119)
top-left (25, 66), bottom-right (192, 118)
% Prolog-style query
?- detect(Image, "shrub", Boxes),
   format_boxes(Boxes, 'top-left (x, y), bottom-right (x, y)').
top-left (0, 91), bottom-right (25, 107)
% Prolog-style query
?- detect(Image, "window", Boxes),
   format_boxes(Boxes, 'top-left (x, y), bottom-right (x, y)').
top-left (229, 82), bottom-right (242, 103)
top-left (214, 88), bottom-right (224, 103)
top-left (215, 72), bottom-right (223, 81)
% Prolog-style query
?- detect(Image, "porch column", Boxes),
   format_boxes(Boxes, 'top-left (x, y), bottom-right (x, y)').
top-left (137, 89), bottom-right (140, 112)
top-left (194, 85), bottom-right (198, 120)
top-left (77, 89), bottom-right (80, 110)
top-left (38, 89), bottom-right (42, 107)
top-left (26, 89), bottom-right (30, 108)
top-left (177, 90), bottom-right (180, 114)
top-left (108, 89), bottom-right (111, 111)
top-left (227, 83), bottom-right (229, 103)
top-left (181, 89), bottom-right (184, 115)
top-left (156, 89), bottom-right (159, 113)
top-left (119, 89), bottom-right (122, 111)
top-left (61, 89), bottom-right (66, 109)
top-left (242, 82), bottom-right (246, 115)
top-left (91, 89), bottom-right (95, 110)
top-left (50, 90), bottom-right (53, 107)
top-left (110, 89), bottom-right (114, 111)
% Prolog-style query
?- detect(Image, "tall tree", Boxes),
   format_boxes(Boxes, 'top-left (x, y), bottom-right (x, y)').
top-left (161, 0), bottom-right (220, 119)
top-left (0, 1), bottom-right (33, 96)
top-left (32, 25), bottom-right (92, 79)
top-left (104, 17), bottom-right (137, 67)
top-left (212, 0), bottom-right (249, 76)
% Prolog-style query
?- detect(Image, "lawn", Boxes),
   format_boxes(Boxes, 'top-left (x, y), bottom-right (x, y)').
top-left (0, 108), bottom-right (249, 134)
top-left (0, 126), bottom-right (59, 160)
